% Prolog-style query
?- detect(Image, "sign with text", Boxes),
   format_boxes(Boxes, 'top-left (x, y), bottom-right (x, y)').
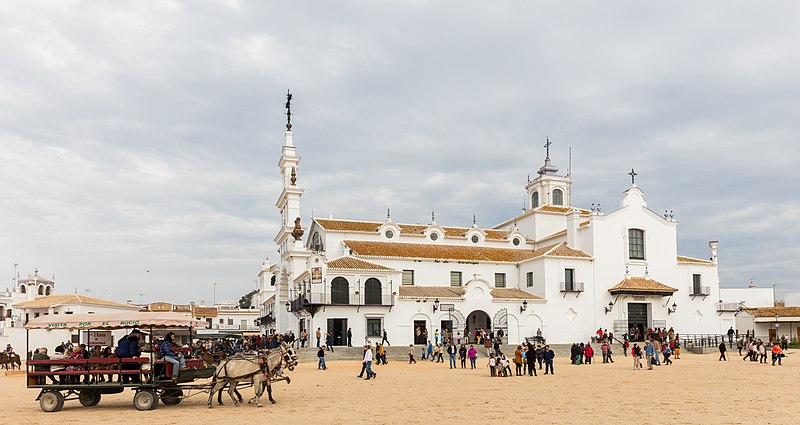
top-left (192, 307), bottom-right (218, 317)
top-left (88, 331), bottom-right (112, 347)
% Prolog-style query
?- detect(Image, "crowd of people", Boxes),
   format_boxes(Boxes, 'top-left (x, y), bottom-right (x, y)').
top-left (730, 335), bottom-right (787, 366)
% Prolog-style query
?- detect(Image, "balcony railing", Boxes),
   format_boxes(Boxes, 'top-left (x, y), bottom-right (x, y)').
top-left (690, 286), bottom-right (711, 296)
top-left (716, 302), bottom-right (741, 312)
top-left (559, 281), bottom-right (585, 292)
top-left (289, 292), bottom-right (394, 311)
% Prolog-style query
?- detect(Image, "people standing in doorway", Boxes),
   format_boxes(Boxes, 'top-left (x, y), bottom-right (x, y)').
top-left (718, 341), bottom-right (727, 361)
top-left (542, 345), bottom-right (555, 375)
top-left (315, 328), bottom-right (321, 348)
top-left (468, 344), bottom-right (478, 369)
top-left (347, 328), bottom-right (353, 347)
top-left (381, 329), bottom-right (390, 346)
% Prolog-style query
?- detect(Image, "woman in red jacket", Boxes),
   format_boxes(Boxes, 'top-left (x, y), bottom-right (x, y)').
top-left (584, 343), bottom-right (594, 364)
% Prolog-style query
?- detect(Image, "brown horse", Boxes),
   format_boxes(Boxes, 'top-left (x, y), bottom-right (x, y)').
top-left (0, 352), bottom-right (21, 370)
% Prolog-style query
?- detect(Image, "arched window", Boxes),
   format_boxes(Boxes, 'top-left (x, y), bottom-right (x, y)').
top-left (312, 232), bottom-right (322, 251)
top-left (364, 278), bottom-right (382, 305)
top-left (19, 285), bottom-right (26, 294)
top-left (552, 189), bottom-right (564, 206)
top-left (628, 228), bottom-right (645, 260)
top-left (38, 285), bottom-right (44, 295)
top-left (331, 277), bottom-right (349, 304)
top-left (45, 286), bottom-right (52, 295)
top-left (532, 191), bottom-right (539, 208)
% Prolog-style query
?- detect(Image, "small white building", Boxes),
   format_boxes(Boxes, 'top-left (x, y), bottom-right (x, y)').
top-left (254, 111), bottom-right (732, 346)
top-left (735, 307), bottom-right (800, 342)
top-left (191, 301), bottom-right (260, 336)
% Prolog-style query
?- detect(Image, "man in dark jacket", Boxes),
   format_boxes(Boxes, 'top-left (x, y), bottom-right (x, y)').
top-left (118, 330), bottom-right (143, 383)
top-left (526, 342), bottom-right (537, 376)
top-left (543, 345), bottom-right (555, 375)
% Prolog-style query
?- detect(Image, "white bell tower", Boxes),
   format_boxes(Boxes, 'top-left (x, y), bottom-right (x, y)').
top-left (525, 137), bottom-right (571, 208)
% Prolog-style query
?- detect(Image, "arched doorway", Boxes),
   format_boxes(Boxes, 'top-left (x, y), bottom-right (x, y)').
top-left (364, 278), bottom-right (381, 305)
top-left (465, 310), bottom-right (491, 343)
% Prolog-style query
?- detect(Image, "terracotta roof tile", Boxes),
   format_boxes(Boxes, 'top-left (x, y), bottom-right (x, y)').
top-left (676, 256), bottom-right (713, 264)
top-left (326, 257), bottom-right (396, 271)
top-left (13, 294), bottom-right (140, 309)
top-left (743, 307), bottom-right (800, 318)
top-left (398, 286), bottom-right (465, 299)
top-left (536, 206), bottom-right (591, 215)
top-left (343, 240), bottom-right (589, 263)
top-left (315, 219), bottom-right (509, 240)
top-left (490, 288), bottom-right (542, 300)
top-left (608, 277), bottom-right (678, 296)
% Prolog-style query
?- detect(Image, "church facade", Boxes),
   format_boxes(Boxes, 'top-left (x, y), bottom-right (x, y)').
top-left (256, 123), bottom-right (724, 346)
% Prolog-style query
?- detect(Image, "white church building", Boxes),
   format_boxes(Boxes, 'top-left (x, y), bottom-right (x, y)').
top-left (256, 109), bottom-right (726, 346)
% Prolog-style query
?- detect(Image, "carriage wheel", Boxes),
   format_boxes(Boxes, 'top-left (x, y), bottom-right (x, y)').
top-left (160, 389), bottom-right (183, 405)
top-left (133, 389), bottom-right (158, 411)
top-left (39, 390), bottom-right (65, 412)
top-left (79, 390), bottom-right (101, 407)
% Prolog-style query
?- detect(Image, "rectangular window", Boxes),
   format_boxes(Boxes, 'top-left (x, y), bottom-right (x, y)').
top-left (241, 319), bottom-right (248, 329)
top-left (366, 318), bottom-right (382, 337)
top-left (450, 271), bottom-right (463, 287)
top-left (219, 318), bottom-right (224, 324)
top-left (402, 270), bottom-right (415, 285)
top-left (228, 318), bottom-right (234, 325)
top-left (495, 273), bottom-right (506, 288)
top-left (564, 268), bottom-right (575, 291)
top-left (693, 274), bottom-right (702, 294)
top-left (628, 229), bottom-right (645, 260)
top-left (526, 272), bottom-right (534, 287)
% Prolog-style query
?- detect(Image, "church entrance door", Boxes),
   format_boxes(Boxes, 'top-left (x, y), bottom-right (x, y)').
top-left (627, 303), bottom-right (649, 341)
top-left (465, 310), bottom-right (491, 343)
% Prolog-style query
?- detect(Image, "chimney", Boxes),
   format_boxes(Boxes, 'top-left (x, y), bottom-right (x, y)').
top-left (709, 240), bottom-right (719, 265)
top-left (566, 209), bottom-right (581, 248)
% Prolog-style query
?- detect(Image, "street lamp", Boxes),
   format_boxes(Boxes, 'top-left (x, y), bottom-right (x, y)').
top-left (285, 301), bottom-right (291, 312)
top-left (604, 301), bottom-right (614, 314)
top-left (520, 300), bottom-right (528, 313)
top-left (433, 298), bottom-right (440, 313)
top-left (667, 303), bottom-right (677, 315)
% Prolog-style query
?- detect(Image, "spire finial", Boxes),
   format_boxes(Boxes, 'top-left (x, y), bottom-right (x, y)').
top-left (387, 208), bottom-right (391, 220)
top-left (544, 137), bottom-right (551, 158)
top-left (472, 214), bottom-right (477, 226)
top-left (628, 168), bottom-right (638, 184)
top-left (285, 89), bottom-right (293, 131)
top-left (431, 210), bottom-right (435, 224)
top-left (290, 167), bottom-right (297, 185)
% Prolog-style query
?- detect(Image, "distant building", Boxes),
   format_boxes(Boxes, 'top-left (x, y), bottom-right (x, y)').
top-left (256, 115), bottom-right (728, 345)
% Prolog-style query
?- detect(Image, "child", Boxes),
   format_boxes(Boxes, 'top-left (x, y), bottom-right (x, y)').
top-left (421, 346), bottom-right (427, 361)
top-left (488, 353), bottom-right (496, 377)
top-left (408, 344), bottom-right (417, 364)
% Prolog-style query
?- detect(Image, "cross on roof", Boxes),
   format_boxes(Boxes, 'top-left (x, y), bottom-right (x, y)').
top-left (544, 137), bottom-right (551, 157)
top-left (628, 168), bottom-right (638, 184)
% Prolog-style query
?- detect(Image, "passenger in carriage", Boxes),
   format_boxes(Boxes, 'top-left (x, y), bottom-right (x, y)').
top-left (159, 332), bottom-right (186, 382)
top-left (118, 329), bottom-right (143, 384)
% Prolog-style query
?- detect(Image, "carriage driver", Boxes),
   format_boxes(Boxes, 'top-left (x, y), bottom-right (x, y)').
top-left (159, 332), bottom-right (186, 381)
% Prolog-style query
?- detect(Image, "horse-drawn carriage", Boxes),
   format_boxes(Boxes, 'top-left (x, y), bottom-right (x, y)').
top-left (23, 312), bottom-right (296, 412)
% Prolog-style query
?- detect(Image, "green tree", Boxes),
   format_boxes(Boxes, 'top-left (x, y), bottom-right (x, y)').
top-left (239, 289), bottom-right (258, 309)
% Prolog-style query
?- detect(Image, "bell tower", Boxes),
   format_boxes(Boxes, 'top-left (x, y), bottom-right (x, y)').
top-left (525, 137), bottom-right (571, 208)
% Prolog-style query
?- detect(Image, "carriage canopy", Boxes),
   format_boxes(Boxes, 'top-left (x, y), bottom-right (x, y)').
top-left (24, 312), bottom-right (208, 330)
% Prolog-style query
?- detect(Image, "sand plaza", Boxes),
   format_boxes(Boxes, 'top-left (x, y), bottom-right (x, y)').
top-left (1, 348), bottom-right (795, 425)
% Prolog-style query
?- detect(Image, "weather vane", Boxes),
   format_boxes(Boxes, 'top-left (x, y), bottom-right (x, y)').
top-left (628, 168), bottom-right (638, 184)
top-left (285, 89), bottom-right (293, 130)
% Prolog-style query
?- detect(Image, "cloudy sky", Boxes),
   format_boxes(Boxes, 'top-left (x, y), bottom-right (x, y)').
top-left (2, 1), bottom-right (799, 304)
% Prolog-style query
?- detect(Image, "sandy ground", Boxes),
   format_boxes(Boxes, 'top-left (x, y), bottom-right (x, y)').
top-left (1, 351), bottom-right (796, 425)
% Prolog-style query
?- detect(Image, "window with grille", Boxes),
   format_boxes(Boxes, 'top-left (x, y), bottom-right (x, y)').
top-left (532, 191), bottom-right (539, 208)
top-left (564, 268), bottom-right (575, 291)
top-left (366, 318), bottom-right (382, 337)
top-left (450, 271), bottom-right (463, 286)
top-left (628, 229), bottom-right (645, 260)
top-left (402, 270), bottom-right (415, 285)
top-left (693, 274), bottom-right (702, 294)
top-left (495, 273), bottom-right (506, 288)
top-left (526, 271), bottom-right (534, 287)
top-left (552, 189), bottom-right (564, 205)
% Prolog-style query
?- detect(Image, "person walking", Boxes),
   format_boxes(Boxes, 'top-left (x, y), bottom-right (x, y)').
top-left (673, 338), bottom-right (681, 359)
top-left (315, 328), bottom-right (321, 348)
top-left (326, 332), bottom-right (334, 352)
top-left (652, 339), bottom-right (661, 366)
top-left (317, 346), bottom-right (327, 370)
top-left (645, 341), bottom-right (655, 370)
top-left (381, 329), bottom-right (390, 346)
top-left (727, 327), bottom-right (735, 345)
top-left (363, 345), bottom-right (376, 380)
top-left (542, 345), bottom-right (555, 375)
top-left (347, 328), bottom-right (353, 347)
top-left (468, 344), bottom-right (478, 369)
top-left (427, 340), bottom-right (434, 362)
top-left (771, 344), bottom-right (783, 366)
top-left (601, 341), bottom-right (609, 363)
top-left (632, 343), bottom-right (641, 369)
top-left (718, 341), bottom-right (727, 361)
top-left (663, 345), bottom-right (673, 365)
top-left (408, 344), bottom-right (417, 364)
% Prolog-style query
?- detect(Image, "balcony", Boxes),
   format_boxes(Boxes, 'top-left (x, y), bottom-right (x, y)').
top-left (690, 286), bottom-right (711, 298)
top-left (716, 302), bottom-right (741, 312)
top-left (289, 292), bottom-right (394, 316)
top-left (559, 281), bottom-right (584, 297)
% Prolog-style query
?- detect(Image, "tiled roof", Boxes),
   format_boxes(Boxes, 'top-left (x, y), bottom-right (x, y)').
top-left (608, 277), bottom-right (678, 296)
top-left (676, 256), bottom-right (713, 264)
top-left (344, 240), bottom-right (590, 263)
top-left (743, 307), bottom-right (800, 318)
top-left (326, 257), bottom-right (396, 271)
top-left (490, 288), bottom-right (542, 300)
top-left (536, 206), bottom-right (591, 215)
top-left (13, 294), bottom-right (140, 309)
top-left (315, 219), bottom-right (509, 240)
top-left (398, 286), bottom-right (465, 299)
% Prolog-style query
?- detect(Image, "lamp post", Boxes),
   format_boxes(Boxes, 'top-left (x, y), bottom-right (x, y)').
top-left (213, 282), bottom-right (218, 306)
top-left (520, 300), bottom-right (528, 314)
top-left (433, 298), bottom-right (440, 313)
